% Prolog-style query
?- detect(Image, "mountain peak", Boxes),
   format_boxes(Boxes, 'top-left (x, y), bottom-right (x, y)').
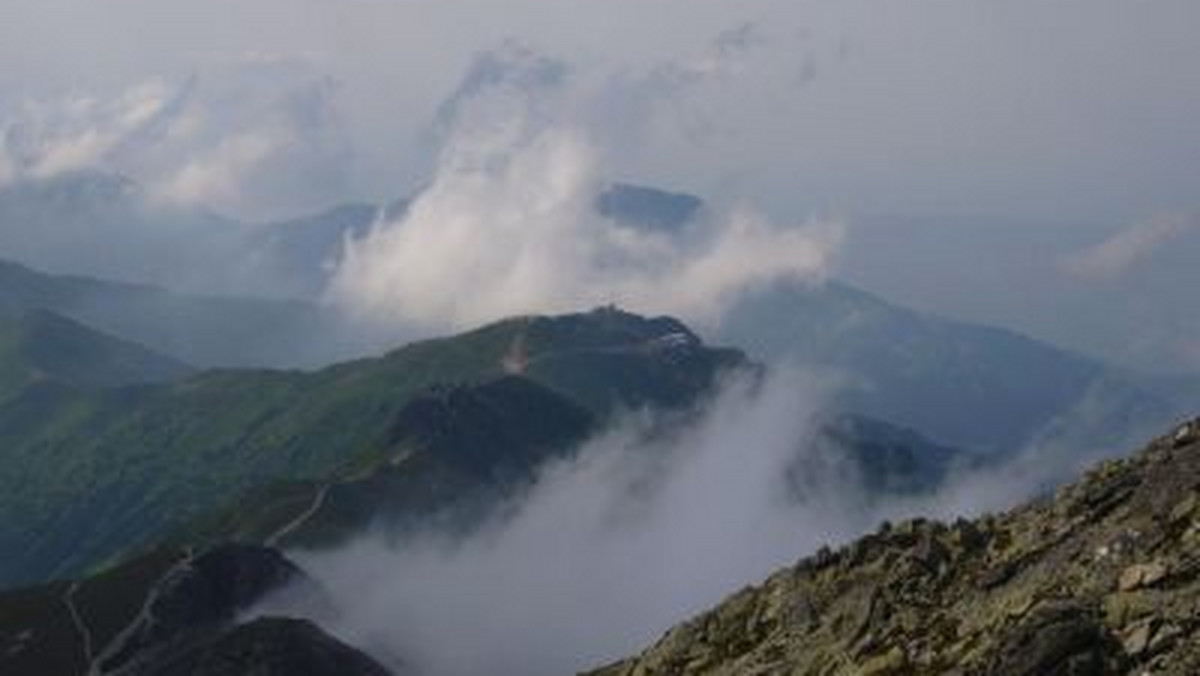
top-left (595, 183), bottom-right (704, 233)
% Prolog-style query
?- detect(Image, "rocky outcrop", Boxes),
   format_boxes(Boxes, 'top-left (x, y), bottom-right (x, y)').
top-left (586, 418), bottom-right (1200, 675)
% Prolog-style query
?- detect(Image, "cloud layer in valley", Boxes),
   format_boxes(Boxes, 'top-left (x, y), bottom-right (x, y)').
top-left (286, 370), bottom-right (852, 676)
top-left (272, 366), bottom-right (1141, 676)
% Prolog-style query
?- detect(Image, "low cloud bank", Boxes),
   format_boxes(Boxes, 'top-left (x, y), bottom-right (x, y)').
top-left (269, 368), bottom-right (1139, 676)
top-left (289, 370), bottom-right (841, 676)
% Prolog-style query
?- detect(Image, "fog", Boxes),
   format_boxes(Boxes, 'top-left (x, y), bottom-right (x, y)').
top-left (285, 370), bottom-right (854, 676)
top-left (258, 366), bottom-right (1133, 676)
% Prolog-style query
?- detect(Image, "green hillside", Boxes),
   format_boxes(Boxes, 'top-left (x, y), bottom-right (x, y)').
top-left (0, 307), bottom-right (743, 587)
top-left (169, 375), bottom-right (598, 551)
top-left (0, 310), bottom-right (191, 401)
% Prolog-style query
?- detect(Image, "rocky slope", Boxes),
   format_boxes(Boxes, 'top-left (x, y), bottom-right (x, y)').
top-left (586, 417), bottom-right (1200, 675)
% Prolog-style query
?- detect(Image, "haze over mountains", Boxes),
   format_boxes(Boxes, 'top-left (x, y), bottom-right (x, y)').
top-left (0, 163), bottom-right (1193, 676)
top-left (1, 2), bottom-right (1198, 674)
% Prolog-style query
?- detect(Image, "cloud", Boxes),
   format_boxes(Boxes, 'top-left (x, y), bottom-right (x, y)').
top-left (432, 41), bottom-right (569, 143)
top-left (0, 67), bottom-right (357, 298)
top-left (0, 60), bottom-right (353, 219)
top-left (327, 41), bottom-right (842, 331)
top-left (270, 361), bottom-right (1148, 676)
top-left (0, 141), bottom-right (13, 185)
top-left (287, 370), bottom-right (862, 676)
top-left (1061, 213), bottom-right (1195, 280)
top-left (0, 80), bottom-right (179, 180)
top-left (150, 130), bottom-right (287, 208)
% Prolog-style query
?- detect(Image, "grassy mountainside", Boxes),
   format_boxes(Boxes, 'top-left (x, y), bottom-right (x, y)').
top-left (169, 375), bottom-right (598, 551)
top-left (586, 418), bottom-right (1200, 676)
top-left (0, 310), bottom-right (191, 400)
top-left (0, 308), bottom-right (743, 587)
top-left (172, 378), bottom-right (972, 555)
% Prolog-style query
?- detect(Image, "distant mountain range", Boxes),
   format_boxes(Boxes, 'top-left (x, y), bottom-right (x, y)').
top-left (229, 179), bottom-right (1195, 452)
top-left (4, 171), bottom-right (1191, 452)
top-left (0, 257), bottom-right (376, 369)
top-left (716, 278), bottom-right (1190, 452)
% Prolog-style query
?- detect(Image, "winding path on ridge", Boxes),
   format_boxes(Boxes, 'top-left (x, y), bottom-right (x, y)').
top-left (266, 484), bottom-right (331, 548)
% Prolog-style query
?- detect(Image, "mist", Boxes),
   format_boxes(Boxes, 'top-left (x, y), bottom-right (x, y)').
top-left (260, 364), bottom-right (1135, 676)
top-left (284, 370), bottom-right (854, 676)
top-left (325, 51), bottom-right (842, 330)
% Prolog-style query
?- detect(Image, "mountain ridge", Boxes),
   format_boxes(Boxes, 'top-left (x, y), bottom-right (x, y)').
top-left (0, 309), bottom-right (191, 400)
top-left (0, 307), bottom-right (743, 587)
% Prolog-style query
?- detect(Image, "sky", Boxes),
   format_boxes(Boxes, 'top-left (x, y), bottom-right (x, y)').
top-left (1, 0), bottom-right (1198, 370)
top-left (3, 0), bottom-right (1198, 221)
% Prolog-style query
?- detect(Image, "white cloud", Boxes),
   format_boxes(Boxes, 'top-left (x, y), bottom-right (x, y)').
top-left (289, 370), bottom-right (854, 676)
top-left (0, 81), bottom-right (175, 180)
top-left (327, 43), bottom-right (842, 331)
top-left (1061, 213), bottom-right (1194, 280)
top-left (328, 124), bottom-right (840, 330)
top-left (0, 61), bottom-right (352, 219)
top-left (275, 364), bottom-right (1141, 676)
top-left (150, 130), bottom-right (287, 208)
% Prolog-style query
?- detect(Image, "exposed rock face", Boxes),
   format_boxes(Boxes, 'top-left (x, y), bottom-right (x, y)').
top-left (585, 418), bottom-right (1200, 675)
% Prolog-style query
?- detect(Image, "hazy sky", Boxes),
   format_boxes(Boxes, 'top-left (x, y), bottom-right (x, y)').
top-left (3, 0), bottom-right (1198, 221)
top-left (2, 0), bottom-right (1199, 371)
